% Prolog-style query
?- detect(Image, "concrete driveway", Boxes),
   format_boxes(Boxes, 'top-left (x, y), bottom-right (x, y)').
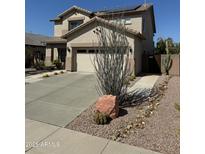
top-left (26, 72), bottom-right (98, 127)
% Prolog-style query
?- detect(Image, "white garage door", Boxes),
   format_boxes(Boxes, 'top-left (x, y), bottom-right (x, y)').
top-left (77, 51), bottom-right (95, 72)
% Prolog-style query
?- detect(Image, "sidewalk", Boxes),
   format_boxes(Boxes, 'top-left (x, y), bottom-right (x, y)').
top-left (26, 119), bottom-right (161, 154)
top-left (128, 75), bottom-right (159, 92)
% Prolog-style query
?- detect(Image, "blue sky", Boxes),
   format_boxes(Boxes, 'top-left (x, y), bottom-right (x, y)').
top-left (26, 0), bottom-right (180, 43)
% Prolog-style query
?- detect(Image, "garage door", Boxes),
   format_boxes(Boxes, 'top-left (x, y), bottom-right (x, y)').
top-left (77, 50), bottom-right (95, 72)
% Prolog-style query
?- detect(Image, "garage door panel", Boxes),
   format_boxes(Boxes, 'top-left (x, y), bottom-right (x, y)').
top-left (77, 53), bottom-right (95, 72)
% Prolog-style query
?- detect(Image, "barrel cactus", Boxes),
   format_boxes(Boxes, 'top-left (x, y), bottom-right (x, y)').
top-left (93, 111), bottom-right (109, 125)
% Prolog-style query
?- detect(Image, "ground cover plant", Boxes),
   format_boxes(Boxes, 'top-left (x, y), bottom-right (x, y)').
top-left (42, 74), bottom-right (49, 78)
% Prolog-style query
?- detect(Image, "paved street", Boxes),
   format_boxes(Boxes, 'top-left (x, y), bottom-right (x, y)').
top-left (26, 72), bottom-right (98, 127)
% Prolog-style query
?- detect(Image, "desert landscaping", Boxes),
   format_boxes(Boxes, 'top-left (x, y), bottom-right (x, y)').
top-left (66, 75), bottom-right (180, 154)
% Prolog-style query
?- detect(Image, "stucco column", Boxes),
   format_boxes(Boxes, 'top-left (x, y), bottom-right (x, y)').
top-left (65, 46), bottom-right (77, 71)
top-left (134, 38), bottom-right (143, 75)
top-left (53, 48), bottom-right (58, 61)
top-left (45, 48), bottom-right (52, 66)
top-left (71, 48), bottom-right (77, 71)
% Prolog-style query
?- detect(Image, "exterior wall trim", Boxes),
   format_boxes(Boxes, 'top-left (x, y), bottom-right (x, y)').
top-left (70, 43), bottom-right (98, 47)
top-left (67, 16), bottom-right (85, 21)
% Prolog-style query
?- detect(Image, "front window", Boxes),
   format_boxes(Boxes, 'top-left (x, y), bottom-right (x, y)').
top-left (69, 20), bottom-right (83, 30)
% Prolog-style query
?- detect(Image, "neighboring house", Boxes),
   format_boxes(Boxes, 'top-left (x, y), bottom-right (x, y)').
top-left (45, 3), bottom-right (156, 75)
top-left (25, 33), bottom-right (51, 68)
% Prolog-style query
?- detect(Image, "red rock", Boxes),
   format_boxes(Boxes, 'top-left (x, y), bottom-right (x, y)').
top-left (95, 95), bottom-right (119, 119)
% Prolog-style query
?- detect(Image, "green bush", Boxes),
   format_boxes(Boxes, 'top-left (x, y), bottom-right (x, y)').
top-left (54, 72), bottom-right (58, 75)
top-left (174, 103), bottom-right (180, 112)
top-left (129, 75), bottom-right (136, 81)
top-left (93, 111), bottom-right (109, 125)
top-left (123, 79), bottom-right (130, 86)
top-left (53, 60), bottom-right (62, 69)
top-left (60, 71), bottom-right (64, 74)
top-left (34, 61), bottom-right (45, 70)
top-left (42, 74), bottom-right (49, 78)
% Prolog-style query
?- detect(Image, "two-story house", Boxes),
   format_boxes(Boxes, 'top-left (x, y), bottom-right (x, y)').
top-left (45, 4), bottom-right (156, 75)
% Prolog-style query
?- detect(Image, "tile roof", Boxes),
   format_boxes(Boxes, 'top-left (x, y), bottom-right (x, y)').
top-left (44, 37), bottom-right (67, 44)
top-left (50, 4), bottom-right (153, 21)
top-left (93, 4), bottom-right (142, 13)
top-left (50, 6), bottom-right (92, 21)
top-left (25, 33), bottom-right (51, 46)
top-left (25, 33), bottom-right (67, 45)
top-left (94, 4), bottom-right (152, 15)
top-left (62, 16), bottom-right (145, 40)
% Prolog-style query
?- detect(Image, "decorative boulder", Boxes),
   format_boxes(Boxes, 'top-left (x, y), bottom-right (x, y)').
top-left (95, 95), bottom-right (119, 119)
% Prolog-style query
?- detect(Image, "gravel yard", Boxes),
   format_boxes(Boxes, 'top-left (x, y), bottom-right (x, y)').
top-left (66, 75), bottom-right (180, 154)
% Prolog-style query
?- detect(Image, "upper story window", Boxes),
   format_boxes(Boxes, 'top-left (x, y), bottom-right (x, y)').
top-left (69, 20), bottom-right (83, 31)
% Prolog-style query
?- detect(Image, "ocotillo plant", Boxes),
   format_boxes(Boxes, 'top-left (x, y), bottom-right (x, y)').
top-left (93, 17), bottom-right (132, 105)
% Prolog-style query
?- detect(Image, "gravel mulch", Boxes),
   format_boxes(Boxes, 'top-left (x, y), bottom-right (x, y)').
top-left (65, 75), bottom-right (180, 154)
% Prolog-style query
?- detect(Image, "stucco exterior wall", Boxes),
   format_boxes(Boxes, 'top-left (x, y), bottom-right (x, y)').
top-left (142, 11), bottom-right (154, 54)
top-left (67, 23), bottom-right (98, 46)
top-left (101, 11), bottom-right (154, 55)
top-left (54, 12), bottom-right (90, 37)
top-left (66, 22), bottom-right (136, 61)
top-left (54, 21), bottom-right (64, 37)
top-left (134, 37), bottom-right (143, 74)
top-left (128, 15), bottom-right (142, 33)
top-left (53, 48), bottom-right (58, 60)
top-left (45, 48), bottom-right (52, 66)
top-left (109, 15), bottom-right (143, 33)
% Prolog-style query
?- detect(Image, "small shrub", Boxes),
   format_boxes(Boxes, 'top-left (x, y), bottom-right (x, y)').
top-left (129, 75), bottom-right (136, 81)
top-left (42, 74), bottom-right (49, 78)
top-left (176, 128), bottom-right (180, 137)
top-left (54, 72), bottom-right (58, 75)
top-left (174, 103), bottom-right (180, 112)
top-left (34, 61), bottom-right (45, 70)
top-left (123, 79), bottom-right (130, 86)
top-left (60, 71), bottom-right (64, 74)
top-left (93, 111), bottom-right (109, 125)
top-left (53, 59), bottom-right (62, 69)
